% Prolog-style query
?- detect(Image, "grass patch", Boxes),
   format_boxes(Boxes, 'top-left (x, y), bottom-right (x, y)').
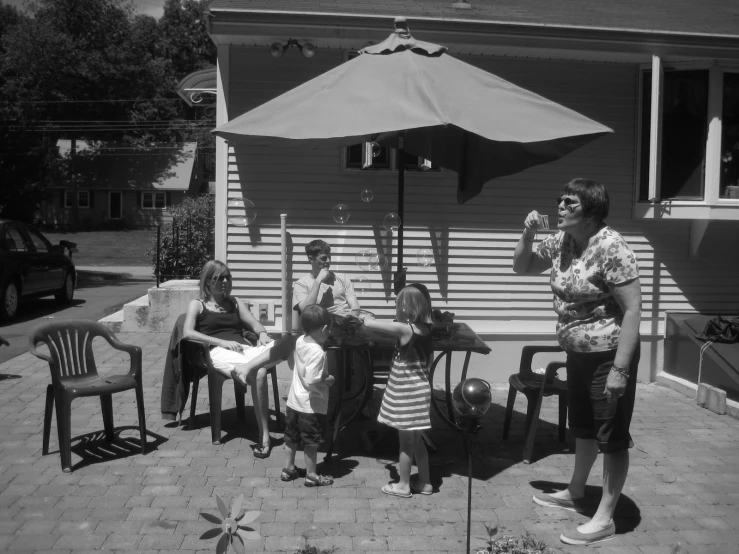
top-left (44, 230), bottom-right (155, 266)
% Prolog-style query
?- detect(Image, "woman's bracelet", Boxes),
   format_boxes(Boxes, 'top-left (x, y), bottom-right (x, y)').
top-left (610, 365), bottom-right (630, 378)
top-left (523, 229), bottom-right (536, 243)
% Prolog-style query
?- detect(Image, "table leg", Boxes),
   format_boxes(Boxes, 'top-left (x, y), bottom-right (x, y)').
top-left (445, 353), bottom-right (454, 424)
top-left (324, 350), bottom-right (372, 464)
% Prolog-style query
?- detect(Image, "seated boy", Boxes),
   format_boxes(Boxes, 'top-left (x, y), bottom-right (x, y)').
top-left (292, 239), bottom-right (360, 317)
top-left (281, 305), bottom-right (335, 487)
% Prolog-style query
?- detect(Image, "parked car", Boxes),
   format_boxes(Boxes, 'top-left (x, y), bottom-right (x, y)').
top-left (0, 219), bottom-right (77, 321)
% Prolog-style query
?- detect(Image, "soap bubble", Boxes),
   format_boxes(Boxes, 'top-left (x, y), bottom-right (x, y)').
top-left (383, 213), bottom-right (400, 234)
top-left (417, 249), bottom-right (433, 267)
top-left (360, 189), bottom-right (374, 203)
top-left (354, 275), bottom-right (370, 294)
top-left (332, 204), bottom-right (350, 224)
top-left (226, 198), bottom-right (257, 226)
top-left (355, 249), bottom-right (373, 271)
top-left (368, 250), bottom-right (388, 271)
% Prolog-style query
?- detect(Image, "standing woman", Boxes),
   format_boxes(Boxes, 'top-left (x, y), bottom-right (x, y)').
top-left (512, 179), bottom-right (641, 546)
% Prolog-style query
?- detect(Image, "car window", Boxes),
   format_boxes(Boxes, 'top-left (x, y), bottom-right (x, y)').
top-left (27, 229), bottom-right (52, 254)
top-left (3, 227), bottom-right (28, 252)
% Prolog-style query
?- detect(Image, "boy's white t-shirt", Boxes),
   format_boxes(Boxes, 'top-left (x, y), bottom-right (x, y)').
top-left (286, 335), bottom-right (329, 414)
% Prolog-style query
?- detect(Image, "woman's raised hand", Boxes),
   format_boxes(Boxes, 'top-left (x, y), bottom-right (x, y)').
top-left (524, 210), bottom-right (542, 231)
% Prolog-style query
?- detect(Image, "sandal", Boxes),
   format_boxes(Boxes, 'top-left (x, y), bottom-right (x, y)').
top-left (381, 483), bottom-right (412, 498)
top-left (409, 483), bottom-right (433, 495)
top-left (304, 474), bottom-right (333, 487)
top-left (281, 467), bottom-right (307, 482)
top-left (253, 440), bottom-right (272, 459)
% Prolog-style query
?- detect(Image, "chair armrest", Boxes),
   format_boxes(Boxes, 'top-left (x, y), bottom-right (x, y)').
top-left (181, 338), bottom-right (214, 372)
top-left (28, 338), bottom-right (52, 365)
top-left (519, 345), bottom-right (564, 372)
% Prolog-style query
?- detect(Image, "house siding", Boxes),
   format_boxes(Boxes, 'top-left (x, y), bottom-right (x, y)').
top-left (222, 48), bottom-right (739, 374)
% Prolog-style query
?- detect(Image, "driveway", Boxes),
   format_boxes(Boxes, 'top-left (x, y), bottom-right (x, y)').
top-left (0, 266), bottom-right (154, 364)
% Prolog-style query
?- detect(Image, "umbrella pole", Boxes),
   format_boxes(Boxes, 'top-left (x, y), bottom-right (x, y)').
top-left (394, 138), bottom-right (407, 295)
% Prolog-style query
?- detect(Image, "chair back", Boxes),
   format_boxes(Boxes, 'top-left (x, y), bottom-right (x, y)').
top-left (29, 320), bottom-right (109, 381)
top-left (518, 345), bottom-right (565, 383)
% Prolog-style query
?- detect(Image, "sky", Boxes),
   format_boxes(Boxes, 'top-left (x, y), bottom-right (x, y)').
top-left (3, 0), bottom-right (167, 19)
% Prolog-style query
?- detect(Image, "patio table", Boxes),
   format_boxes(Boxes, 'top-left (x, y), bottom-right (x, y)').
top-left (323, 315), bottom-right (491, 462)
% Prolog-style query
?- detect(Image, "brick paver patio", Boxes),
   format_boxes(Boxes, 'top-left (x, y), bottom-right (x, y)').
top-left (1, 331), bottom-right (738, 553)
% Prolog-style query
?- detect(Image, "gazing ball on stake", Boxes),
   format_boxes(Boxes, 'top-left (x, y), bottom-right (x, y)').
top-left (226, 198), bottom-right (257, 226)
top-left (452, 378), bottom-right (492, 432)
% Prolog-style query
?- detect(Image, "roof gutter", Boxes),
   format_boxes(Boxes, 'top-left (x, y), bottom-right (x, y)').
top-left (207, 8), bottom-right (739, 47)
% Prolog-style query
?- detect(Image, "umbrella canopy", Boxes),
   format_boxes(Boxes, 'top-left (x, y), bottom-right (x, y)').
top-left (214, 19), bottom-right (613, 203)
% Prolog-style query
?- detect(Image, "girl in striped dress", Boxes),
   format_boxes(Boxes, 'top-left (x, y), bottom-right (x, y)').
top-left (359, 285), bottom-right (434, 498)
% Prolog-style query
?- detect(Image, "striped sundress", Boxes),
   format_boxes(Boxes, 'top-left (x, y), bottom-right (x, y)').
top-left (377, 324), bottom-right (433, 431)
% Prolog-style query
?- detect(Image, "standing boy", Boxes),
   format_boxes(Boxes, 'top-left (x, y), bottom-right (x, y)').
top-left (281, 304), bottom-right (335, 487)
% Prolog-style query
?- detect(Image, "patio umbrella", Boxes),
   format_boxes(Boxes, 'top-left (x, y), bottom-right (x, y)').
top-left (214, 18), bottom-right (613, 292)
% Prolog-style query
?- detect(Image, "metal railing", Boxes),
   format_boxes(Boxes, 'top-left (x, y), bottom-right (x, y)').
top-left (155, 216), bottom-right (215, 286)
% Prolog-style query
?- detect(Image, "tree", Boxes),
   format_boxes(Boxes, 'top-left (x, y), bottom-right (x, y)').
top-left (159, 0), bottom-right (216, 78)
top-left (0, 0), bottom-right (216, 222)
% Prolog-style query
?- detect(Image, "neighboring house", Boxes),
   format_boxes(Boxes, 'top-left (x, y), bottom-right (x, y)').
top-left (205, 0), bottom-right (739, 380)
top-left (43, 140), bottom-right (199, 230)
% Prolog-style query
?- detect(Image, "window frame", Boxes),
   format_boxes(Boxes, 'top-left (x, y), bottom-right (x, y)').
top-left (634, 58), bottom-right (739, 220)
top-left (141, 191), bottom-right (167, 210)
top-left (77, 190), bottom-right (90, 209)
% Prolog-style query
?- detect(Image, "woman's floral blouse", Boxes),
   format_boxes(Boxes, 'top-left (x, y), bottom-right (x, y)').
top-left (536, 227), bottom-right (639, 352)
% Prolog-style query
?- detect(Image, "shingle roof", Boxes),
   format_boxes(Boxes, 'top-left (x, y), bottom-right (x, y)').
top-left (209, 0), bottom-right (739, 38)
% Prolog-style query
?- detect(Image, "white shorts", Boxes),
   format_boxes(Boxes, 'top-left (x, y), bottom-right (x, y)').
top-left (208, 342), bottom-right (275, 376)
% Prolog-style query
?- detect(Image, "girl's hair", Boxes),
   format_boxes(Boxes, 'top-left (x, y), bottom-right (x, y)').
top-left (198, 259), bottom-right (230, 300)
top-left (396, 285), bottom-right (432, 325)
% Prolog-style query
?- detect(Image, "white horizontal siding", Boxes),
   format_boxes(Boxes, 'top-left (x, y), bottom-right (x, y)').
top-left (223, 47), bottom-right (739, 335)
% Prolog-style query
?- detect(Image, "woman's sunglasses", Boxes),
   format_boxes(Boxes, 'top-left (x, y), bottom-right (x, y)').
top-left (556, 197), bottom-right (581, 211)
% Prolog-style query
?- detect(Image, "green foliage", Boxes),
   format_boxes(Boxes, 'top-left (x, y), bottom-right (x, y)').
top-left (148, 194), bottom-right (215, 281)
top-left (476, 525), bottom-right (554, 554)
top-left (0, 0), bottom-right (216, 221)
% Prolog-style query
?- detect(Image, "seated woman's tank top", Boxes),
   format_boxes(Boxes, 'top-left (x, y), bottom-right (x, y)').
top-left (196, 298), bottom-right (248, 344)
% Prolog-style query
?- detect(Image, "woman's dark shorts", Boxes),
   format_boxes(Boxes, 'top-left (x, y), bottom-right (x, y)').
top-left (566, 345), bottom-right (640, 453)
top-left (283, 406), bottom-right (325, 448)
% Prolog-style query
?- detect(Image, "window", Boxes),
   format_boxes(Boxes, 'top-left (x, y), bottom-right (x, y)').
top-left (345, 142), bottom-right (392, 170)
top-left (3, 227), bottom-right (28, 252)
top-left (637, 62), bottom-right (739, 214)
top-left (142, 192), bottom-right (166, 209)
top-left (77, 190), bottom-right (90, 209)
top-left (27, 230), bottom-right (51, 254)
top-left (63, 190), bottom-right (90, 208)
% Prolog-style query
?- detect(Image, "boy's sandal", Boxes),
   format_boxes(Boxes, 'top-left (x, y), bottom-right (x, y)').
top-left (304, 474), bottom-right (333, 487)
top-left (280, 467), bottom-right (307, 482)
top-left (253, 440), bottom-right (271, 459)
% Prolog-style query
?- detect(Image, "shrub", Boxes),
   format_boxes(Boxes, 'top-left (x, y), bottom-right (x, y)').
top-left (148, 194), bottom-right (215, 281)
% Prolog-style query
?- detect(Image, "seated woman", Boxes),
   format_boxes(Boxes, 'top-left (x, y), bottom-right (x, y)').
top-left (183, 260), bottom-right (296, 458)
